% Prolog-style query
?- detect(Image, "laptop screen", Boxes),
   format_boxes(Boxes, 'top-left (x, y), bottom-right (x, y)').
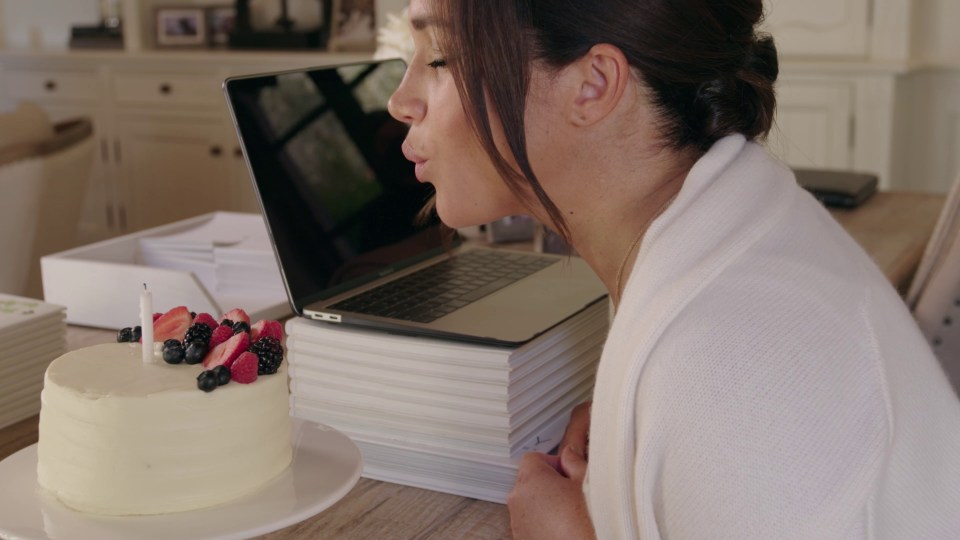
top-left (225, 59), bottom-right (452, 311)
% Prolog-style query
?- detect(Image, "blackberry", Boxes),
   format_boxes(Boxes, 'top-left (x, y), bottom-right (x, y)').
top-left (232, 321), bottom-right (250, 335)
top-left (250, 337), bottom-right (283, 375)
top-left (117, 327), bottom-right (133, 343)
top-left (184, 323), bottom-right (213, 347)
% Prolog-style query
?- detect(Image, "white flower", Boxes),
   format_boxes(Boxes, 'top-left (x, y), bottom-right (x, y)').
top-left (373, 7), bottom-right (414, 63)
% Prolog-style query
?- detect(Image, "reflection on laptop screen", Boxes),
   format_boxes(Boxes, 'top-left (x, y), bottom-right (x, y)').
top-left (227, 60), bottom-right (449, 309)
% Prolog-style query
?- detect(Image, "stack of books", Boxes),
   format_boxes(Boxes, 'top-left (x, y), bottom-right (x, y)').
top-left (285, 299), bottom-right (609, 502)
top-left (0, 294), bottom-right (66, 429)
top-left (139, 212), bottom-right (285, 298)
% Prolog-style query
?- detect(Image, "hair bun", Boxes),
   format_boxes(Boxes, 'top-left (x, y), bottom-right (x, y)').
top-left (689, 33), bottom-right (779, 150)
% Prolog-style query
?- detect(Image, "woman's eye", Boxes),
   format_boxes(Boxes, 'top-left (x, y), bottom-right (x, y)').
top-left (427, 59), bottom-right (447, 69)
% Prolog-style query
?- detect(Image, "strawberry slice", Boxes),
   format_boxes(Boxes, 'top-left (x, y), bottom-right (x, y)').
top-left (153, 306), bottom-right (192, 343)
top-left (193, 312), bottom-right (218, 330)
top-left (202, 332), bottom-right (250, 370)
top-left (220, 308), bottom-right (250, 326)
top-left (208, 325), bottom-right (234, 350)
top-left (230, 351), bottom-right (259, 384)
top-left (250, 320), bottom-right (283, 342)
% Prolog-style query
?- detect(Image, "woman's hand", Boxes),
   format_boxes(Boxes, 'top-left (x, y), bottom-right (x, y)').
top-left (508, 448), bottom-right (595, 540)
top-left (557, 401), bottom-right (591, 474)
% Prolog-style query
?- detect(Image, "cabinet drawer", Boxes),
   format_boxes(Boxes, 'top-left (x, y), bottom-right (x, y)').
top-left (4, 70), bottom-right (100, 102)
top-left (112, 73), bottom-right (223, 107)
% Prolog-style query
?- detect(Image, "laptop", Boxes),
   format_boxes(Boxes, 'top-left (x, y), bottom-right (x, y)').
top-left (794, 167), bottom-right (878, 208)
top-left (223, 59), bottom-right (607, 346)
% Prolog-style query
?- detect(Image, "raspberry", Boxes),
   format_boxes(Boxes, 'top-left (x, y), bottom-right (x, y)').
top-left (250, 337), bottom-right (283, 375)
top-left (193, 312), bottom-right (218, 330)
top-left (230, 352), bottom-right (259, 384)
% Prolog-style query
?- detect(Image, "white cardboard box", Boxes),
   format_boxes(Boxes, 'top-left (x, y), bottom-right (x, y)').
top-left (41, 212), bottom-right (291, 329)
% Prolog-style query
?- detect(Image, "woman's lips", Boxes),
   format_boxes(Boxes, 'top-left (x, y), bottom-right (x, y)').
top-left (402, 143), bottom-right (428, 181)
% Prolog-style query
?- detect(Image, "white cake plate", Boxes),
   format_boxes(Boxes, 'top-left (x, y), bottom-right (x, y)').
top-left (0, 419), bottom-right (362, 540)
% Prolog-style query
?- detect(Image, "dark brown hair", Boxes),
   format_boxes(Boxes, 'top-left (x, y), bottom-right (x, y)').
top-left (430, 0), bottom-right (778, 239)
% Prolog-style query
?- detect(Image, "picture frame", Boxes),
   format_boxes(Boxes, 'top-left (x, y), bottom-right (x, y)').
top-left (206, 5), bottom-right (237, 47)
top-left (155, 7), bottom-right (207, 48)
top-left (329, 0), bottom-right (376, 52)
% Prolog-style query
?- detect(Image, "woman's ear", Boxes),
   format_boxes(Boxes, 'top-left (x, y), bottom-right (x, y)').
top-left (568, 44), bottom-right (630, 127)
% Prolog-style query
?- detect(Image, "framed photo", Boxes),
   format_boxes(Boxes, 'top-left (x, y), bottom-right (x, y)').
top-left (155, 7), bottom-right (207, 48)
top-left (206, 5), bottom-right (236, 47)
top-left (329, 0), bottom-right (376, 52)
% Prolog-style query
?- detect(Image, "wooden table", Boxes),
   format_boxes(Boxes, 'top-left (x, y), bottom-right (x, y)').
top-left (0, 191), bottom-right (944, 539)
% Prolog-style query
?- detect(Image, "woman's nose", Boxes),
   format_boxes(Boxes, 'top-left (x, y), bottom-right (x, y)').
top-left (388, 72), bottom-right (426, 125)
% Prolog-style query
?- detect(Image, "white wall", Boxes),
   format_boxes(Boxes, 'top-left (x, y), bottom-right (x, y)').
top-left (892, 69), bottom-right (960, 192)
top-left (912, 0), bottom-right (960, 65)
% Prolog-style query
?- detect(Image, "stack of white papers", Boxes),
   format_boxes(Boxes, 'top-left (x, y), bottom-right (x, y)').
top-left (0, 294), bottom-right (66, 429)
top-left (139, 213), bottom-right (284, 297)
top-left (285, 299), bottom-right (609, 503)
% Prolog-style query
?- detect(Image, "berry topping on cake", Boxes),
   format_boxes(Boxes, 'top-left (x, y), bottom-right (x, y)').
top-left (232, 321), bottom-right (251, 335)
top-left (131, 326), bottom-right (142, 343)
top-left (183, 322), bottom-right (213, 347)
top-left (208, 325), bottom-right (234, 350)
top-left (153, 306), bottom-right (192, 343)
top-left (152, 312), bottom-right (162, 322)
top-left (117, 327), bottom-right (134, 343)
top-left (202, 332), bottom-right (250, 370)
top-left (212, 365), bottom-right (231, 386)
top-left (220, 308), bottom-right (250, 327)
top-left (196, 371), bottom-right (218, 392)
top-left (250, 320), bottom-right (283, 342)
top-left (184, 341), bottom-right (207, 365)
top-left (192, 312), bottom-right (218, 330)
top-left (250, 337), bottom-right (283, 375)
top-left (230, 352), bottom-right (259, 384)
top-left (162, 340), bottom-right (185, 364)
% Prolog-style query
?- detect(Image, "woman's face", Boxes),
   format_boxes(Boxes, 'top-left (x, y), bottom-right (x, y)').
top-left (387, 0), bottom-right (528, 228)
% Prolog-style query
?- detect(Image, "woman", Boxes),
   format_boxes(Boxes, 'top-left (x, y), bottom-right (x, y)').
top-left (388, 0), bottom-right (960, 538)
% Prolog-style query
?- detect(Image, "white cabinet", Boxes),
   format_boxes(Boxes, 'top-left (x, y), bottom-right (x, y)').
top-left (114, 115), bottom-right (235, 231)
top-left (769, 79), bottom-right (854, 169)
top-left (0, 50), bottom-right (367, 242)
top-left (763, 0), bottom-right (871, 58)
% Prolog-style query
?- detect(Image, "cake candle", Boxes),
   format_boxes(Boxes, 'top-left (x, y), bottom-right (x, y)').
top-left (140, 284), bottom-right (153, 363)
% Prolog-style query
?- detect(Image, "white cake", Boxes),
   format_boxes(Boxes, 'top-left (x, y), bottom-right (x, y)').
top-left (36, 343), bottom-right (292, 515)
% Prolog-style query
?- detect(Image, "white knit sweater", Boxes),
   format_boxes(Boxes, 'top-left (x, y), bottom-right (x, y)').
top-left (585, 135), bottom-right (960, 539)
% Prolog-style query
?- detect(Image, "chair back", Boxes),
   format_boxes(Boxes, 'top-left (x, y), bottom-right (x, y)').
top-left (909, 172), bottom-right (960, 387)
top-left (0, 117), bottom-right (94, 296)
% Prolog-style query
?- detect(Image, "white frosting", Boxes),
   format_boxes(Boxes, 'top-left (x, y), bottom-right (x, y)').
top-left (37, 343), bottom-right (292, 515)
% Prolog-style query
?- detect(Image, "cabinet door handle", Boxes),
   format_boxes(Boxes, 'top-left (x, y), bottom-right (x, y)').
top-left (44, 80), bottom-right (57, 91)
top-left (233, 146), bottom-right (243, 158)
top-left (159, 83), bottom-right (172, 95)
top-left (210, 145), bottom-right (223, 157)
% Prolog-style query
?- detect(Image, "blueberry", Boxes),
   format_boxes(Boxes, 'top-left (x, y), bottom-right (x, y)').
top-left (232, 321), bottom-right (250, 335)
top-left (162, 338), bottom-right (180, 350)
top-left (131, 326), bottom-right (142, 342)
top-left (196, 371), bottom-right (217, 392)
top-left (212, 365), bottom-right (231, 385)
top-left (184, 341), bottom-right (207, 365)
top-left (162, 343), bottom-right (185, 364)
top-left (117, 327), bottom-right (133, 343)
top-left (220, 318), bottom-right (234, 328)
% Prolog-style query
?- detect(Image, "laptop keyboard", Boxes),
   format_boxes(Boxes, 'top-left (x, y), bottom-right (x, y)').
top-left (329, 250), bottom-right (558, 324)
